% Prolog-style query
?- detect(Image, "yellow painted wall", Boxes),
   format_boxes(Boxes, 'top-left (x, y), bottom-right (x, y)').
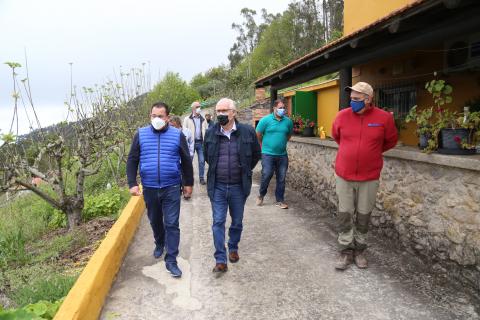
top-left (317, 85), bottom-right (340, 137)
top-left (353, 47), bottom-right (480, 146)
top-left (344, 0), bottom-right (417, 36)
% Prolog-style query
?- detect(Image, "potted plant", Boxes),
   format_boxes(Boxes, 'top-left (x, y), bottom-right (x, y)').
top-left (405, 78), bottom-right (461, 153)
top-left (291, 114), bottom-right (304, 135)
top-left (425, 80), bottom-right (478, 155)
top-left (452, 109), bottom-right (480, 153)
top-left (405, 106), bottom-right (434, 150)
top-left (302, 119), bottom-right (316, 137)
top-left (405, 77), bottom-right (479, 154)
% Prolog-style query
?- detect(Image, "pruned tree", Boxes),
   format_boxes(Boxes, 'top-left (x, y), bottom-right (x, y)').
top-left (0, 62), bottom-right (147, 230)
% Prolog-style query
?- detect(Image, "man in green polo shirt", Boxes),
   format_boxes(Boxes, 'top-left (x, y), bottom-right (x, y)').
top-left (255, 99), bottom-right (293, 209)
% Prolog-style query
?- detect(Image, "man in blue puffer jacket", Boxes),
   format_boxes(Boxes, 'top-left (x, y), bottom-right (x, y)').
top-left (127, 102), bottom-right (194, 278)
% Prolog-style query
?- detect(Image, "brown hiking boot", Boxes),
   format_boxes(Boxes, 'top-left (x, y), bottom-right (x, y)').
top-left (229, 251), bottom-right (239, 263)
top-left (212, 263), bottom-right (228, 273)
top-left (335, 249), bottom-right (354, 270)
top-left (354, 250), bottom-right (368, 269)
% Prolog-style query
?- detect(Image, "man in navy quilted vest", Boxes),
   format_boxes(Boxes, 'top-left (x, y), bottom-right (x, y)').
top-left (127, 102), bottom-right (194, 278)
top-left (204, 98), bottom-right (261, 273)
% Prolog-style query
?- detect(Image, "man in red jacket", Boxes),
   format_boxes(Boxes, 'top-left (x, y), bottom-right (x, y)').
top-left (331, 82), bottom-right (397, 270)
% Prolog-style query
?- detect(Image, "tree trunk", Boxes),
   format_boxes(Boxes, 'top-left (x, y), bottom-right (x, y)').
top-left (66, 207), bottom-right (82, 230)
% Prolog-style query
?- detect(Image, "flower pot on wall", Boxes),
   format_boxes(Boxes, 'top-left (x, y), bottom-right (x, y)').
top-left (302, 127), bottom-right (315, 137)
top-left (418, 133), bottom-right (431, 150)
top-left (438, 128), bottom-right (476, 155)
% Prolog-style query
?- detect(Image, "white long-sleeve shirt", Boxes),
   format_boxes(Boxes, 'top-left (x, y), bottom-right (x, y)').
top-left (182, 128), bottom-right (195, 159)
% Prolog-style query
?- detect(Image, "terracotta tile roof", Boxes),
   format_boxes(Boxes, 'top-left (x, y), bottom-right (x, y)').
top-left (255, 0), bottom-right (430, 85)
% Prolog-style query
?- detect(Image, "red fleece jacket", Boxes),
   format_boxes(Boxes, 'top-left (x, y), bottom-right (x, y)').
top-left (332, 106), bottom-right (398, 181)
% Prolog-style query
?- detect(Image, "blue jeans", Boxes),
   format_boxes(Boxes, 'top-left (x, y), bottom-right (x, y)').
top-left (211, 183), bottom-right (246, 264)
top-left (259, 154), bottom-right (288, 202)
top-left (194, 142), bottom-right (205, 180)
top-left (143, 185), bottom-right (181, 264)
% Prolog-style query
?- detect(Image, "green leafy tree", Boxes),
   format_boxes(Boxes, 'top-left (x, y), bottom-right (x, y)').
top-left (222, 1), bottom-right (344, 103)
top-left (146, 72), bottom-right (200, 115)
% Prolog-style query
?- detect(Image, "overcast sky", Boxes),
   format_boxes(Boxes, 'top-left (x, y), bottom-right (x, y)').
top-left (0, 0), bottom-right (290, 136)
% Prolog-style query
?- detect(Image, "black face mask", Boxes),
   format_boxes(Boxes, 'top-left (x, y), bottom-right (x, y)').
top-left (217, 115), bottom-right (229, 126)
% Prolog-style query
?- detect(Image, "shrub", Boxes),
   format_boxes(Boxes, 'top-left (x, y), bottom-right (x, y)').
top-left (0, 299), bottom-right (63, 320)
top-left (82, 187), bottom-right (128, 221)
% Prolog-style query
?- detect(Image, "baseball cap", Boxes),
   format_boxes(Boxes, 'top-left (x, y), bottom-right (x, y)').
top-left (345, 82), bottom-right (374, 97)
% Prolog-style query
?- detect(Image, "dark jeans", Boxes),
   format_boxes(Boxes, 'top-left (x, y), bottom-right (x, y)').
top-left (143, 185), bottom-right (181, 264)
top-left (259, 154), bottom-right (288, 202)
top-left (211, 183), bottom-right (246, 264)
top-left (194, 142), bottom-right (205, 180)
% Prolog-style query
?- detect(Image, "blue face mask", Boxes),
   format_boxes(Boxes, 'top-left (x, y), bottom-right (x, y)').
top-left (276, 108), bottom-right (286, 117)
top-left (350, 100), bottom-right (365, 113)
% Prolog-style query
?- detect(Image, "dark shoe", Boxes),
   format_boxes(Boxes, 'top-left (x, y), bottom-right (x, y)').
top-left (275, 202), bottom-right (289, 209)
top-left (166, 263), bottom-right (182, 277)
top-left (212, 263), bottom-right (228, 273)
top-left (153, 245), bottom-right (164, 259)
top-left (200, 178), bottom-right (206, 185)
top-left (335, 249), bottom-right (354, 270)
top-left (228, 251), bottom-right (239, 263)
top-left (256, 196), bottom-right (264, 206)
top-left (354, 250), bottom-right (368, 269)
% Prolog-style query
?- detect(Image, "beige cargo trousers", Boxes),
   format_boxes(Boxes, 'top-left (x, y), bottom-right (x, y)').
top-left (335, 175), bottom-right (379, 251)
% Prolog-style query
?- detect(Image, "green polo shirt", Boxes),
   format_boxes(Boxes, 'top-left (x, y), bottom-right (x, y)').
top-left (256, 113), bottom-right (293, 156)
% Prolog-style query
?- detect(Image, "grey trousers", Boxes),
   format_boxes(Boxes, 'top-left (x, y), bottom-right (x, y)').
top-left (335, 175), bottom-right (379, 251)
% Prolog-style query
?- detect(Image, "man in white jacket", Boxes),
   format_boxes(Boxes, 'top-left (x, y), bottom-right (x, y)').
top-left (183, 101), bottom-right (208, 185)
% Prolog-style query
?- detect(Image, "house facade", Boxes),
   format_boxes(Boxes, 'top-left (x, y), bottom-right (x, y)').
top-left (256, 0), bottom-right (480, 146)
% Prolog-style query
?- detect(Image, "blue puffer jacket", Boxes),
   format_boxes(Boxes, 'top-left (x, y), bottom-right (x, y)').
top-left (138, 125), bottom-right (181, 188)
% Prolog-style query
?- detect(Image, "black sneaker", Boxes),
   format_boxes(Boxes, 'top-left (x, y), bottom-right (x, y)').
top-left (200, 178), bottom-right (206, 185)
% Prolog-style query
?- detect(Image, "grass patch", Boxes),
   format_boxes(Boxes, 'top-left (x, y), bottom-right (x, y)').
top-left (30, 230), bottom-right (89, 264)
top-left (0, 192), bottom-right (55, 243)
top-left (0, 165), bottom-right (129, 310)
top-left (10, 272), bottom-right (78, 307)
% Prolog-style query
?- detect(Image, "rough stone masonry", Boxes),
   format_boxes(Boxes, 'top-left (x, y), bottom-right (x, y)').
top-left (286, 137), bottom-right (480, 292)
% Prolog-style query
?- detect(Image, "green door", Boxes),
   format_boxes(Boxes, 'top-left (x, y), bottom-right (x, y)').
top-left (293, 91), bottom-right (317, 122)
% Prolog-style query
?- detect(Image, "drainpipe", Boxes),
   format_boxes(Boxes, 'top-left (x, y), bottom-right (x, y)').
top-left (339, 67), bottom-right (352, 110)
top-left (270, 87), bottom-right (278, 112)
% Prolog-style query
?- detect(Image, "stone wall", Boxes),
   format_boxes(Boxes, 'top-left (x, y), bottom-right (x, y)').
top-left (287, 137), bottom-right (480, 291)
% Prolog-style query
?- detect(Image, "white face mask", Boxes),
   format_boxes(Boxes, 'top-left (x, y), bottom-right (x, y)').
top-left (151, 117), bottom-right (166, 130)
top-left (195, 107), bottom-right (201, 114)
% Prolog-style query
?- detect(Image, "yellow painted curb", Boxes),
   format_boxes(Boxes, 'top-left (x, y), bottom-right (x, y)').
top-left (54, 195), bottom-right (145, 320)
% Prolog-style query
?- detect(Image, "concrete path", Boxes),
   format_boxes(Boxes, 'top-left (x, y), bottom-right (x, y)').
top-left (101, 177), bottom-right (479, 320)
